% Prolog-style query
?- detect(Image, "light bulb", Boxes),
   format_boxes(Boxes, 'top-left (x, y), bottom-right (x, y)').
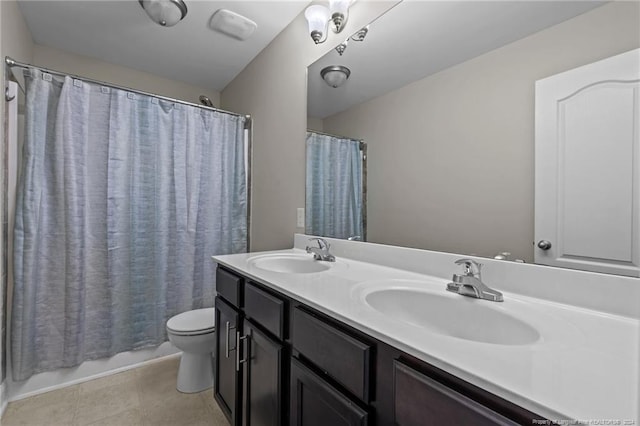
top-left (305, 5), bottom-right (330, 44)
top-left (329, 0), bottom-right (350, 33)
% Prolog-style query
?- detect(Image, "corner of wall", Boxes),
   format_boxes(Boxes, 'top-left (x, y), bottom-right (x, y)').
top-left (1, 0), bottom-right (36, 64)
top-left (1, 0), bottom-right (35, 407)
top-left (220, 1), bottom-right (399, 252)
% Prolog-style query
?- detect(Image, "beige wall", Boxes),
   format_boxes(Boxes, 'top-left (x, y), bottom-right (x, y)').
top-left (321, 2), bottom-right (640, 262)
top-left (307, 117), bottom-right (323, 132)
top-left (0, 0), bottom-right (34, 398)
top-left (1, 0), bottom-right (34, 65)
top-left (33, 45), bottom-right (219, 106)
top-left (222, 1), bottom-right (398, 251)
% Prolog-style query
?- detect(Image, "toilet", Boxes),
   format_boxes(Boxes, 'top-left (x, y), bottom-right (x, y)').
top-left (166, 308), bottom-right (216, 393)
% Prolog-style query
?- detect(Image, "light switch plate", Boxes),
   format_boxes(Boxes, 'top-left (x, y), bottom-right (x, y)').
top-left (297, 208), bottom-right (305, 227)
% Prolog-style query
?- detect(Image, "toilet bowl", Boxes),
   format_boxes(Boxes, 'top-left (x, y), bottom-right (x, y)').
top-left (166, 308), bottom-right (216, 393)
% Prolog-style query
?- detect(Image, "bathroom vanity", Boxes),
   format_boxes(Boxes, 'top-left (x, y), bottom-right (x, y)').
top-left (212, 235), bottom-right (640, 426)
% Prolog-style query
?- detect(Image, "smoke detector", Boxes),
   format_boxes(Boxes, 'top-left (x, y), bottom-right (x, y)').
top-left (209, 9), bottom-right (257, 41)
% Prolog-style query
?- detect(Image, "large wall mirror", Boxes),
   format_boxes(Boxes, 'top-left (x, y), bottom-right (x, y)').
top-left (306, 1), bottom-right (640, 276)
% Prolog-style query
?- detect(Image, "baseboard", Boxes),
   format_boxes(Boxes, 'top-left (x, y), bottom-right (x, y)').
top-left (8, 343), bottom-right (180, 402)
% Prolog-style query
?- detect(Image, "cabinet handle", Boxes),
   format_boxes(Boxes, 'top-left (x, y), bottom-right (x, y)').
top-left (236, 331), bottom-right (249, 372)
top-left (225, 321), bottom-right (237, 358)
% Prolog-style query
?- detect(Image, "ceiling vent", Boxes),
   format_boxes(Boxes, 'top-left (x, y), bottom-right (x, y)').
top-left (209, 9), bottom-right (257, 41)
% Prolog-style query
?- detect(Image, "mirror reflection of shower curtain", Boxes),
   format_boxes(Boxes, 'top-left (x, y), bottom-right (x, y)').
top-left (305, 132), bottom-right (364, 240)
top-left (11, 68), bottom-right (247, 381)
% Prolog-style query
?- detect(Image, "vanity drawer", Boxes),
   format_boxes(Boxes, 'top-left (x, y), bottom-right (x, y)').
top-left (292, 307), bottom-right (372, 402)
top-left (393, 360), bottom-right (517, 426)
top-left (216, 267), bottom-right (243, 308)
top-left (244, 281), bottom-right (285, 340)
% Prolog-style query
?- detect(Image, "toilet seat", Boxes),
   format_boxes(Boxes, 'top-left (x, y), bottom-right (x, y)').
top-left (167, 308), bottom-right (215, 336)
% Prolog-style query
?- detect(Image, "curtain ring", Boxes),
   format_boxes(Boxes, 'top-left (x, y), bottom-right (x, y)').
top-left (5, 86), bottom-right (16, 102)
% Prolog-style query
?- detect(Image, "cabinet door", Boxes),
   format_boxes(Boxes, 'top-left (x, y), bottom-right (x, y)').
top-left (290, 358), bottom-right (368, 426)
top-left (215, 296), bottom-right (241, 426)
top-left (243, 320), bottom-right (283, 426)
top-left (394, 360), bottom-right (517, 426)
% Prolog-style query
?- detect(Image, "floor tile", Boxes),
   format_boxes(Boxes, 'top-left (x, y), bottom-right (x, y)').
top-left (200, 391), bottom-right (229, 426)
top-left (0, 357), bottom-right (231, 426)
top-left (75, 380), bottom-right (140, 425)
top-left (2, 385), bottom-right (79, 426)
top-left (84, 407), bottom-right (144, 426)
top-left (140, 391), bottom-right (211, 426)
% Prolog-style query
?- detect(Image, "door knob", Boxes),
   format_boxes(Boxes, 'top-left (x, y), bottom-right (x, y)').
top-left (537, 240), bottom-right (552, 250)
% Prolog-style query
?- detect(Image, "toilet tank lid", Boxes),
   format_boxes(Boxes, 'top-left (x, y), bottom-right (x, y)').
top-left (167, 308), bottom-right (215, 333)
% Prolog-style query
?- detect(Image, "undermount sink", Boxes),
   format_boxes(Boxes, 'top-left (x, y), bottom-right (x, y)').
top-left (248, 253), bottom-right (331, 274)
top-left (364, 288), bottom-right (541, 346)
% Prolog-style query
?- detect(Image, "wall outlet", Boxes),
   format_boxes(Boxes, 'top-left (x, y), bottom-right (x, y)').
top-left (297, 208), bottom-right (305, 228)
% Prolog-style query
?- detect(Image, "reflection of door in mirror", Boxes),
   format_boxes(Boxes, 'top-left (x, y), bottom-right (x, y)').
top-left (535, 48), bottom-right (640, 277)
top-left (305, 131), bottom-right (366, 241)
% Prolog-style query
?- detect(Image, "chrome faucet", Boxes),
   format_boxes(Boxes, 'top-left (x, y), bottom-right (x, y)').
top-left (446, 258), bottom-right (503, 302)
top-left (305, 238), bottom-right (336, 262)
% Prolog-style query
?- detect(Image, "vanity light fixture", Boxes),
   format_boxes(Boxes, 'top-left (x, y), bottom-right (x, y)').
top-left (335, 26), bottom-right (368, 56)
top-left (139, 0), bottom-right (187, 27)
top-left (305, 0), bottom-right (352, 44)
top-left (321, 65), bottom-right (351, 88)
top-left (351, 25), bottom-right (369, 42)
top-left (335, 40), bottom-right (348, 56)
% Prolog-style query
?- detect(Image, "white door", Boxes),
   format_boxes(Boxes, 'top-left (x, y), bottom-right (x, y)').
top-left (535, 48), bottom-right (640, 276)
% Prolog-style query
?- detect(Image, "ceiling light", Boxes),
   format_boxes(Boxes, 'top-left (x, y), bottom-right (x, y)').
top-left (209, 9), bottom-right (257, 41)
top-left (321, 65), bottom-right (351, 88)
top-left (335, 40), bottom-right (348, 56)
top-left (139, 0), bottom-right (187, 27)
top-left (305, 0), bottom-right (352, 44)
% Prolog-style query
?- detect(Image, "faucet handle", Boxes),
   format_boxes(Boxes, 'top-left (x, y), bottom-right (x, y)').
top-left (454, 258), bottom-right (482, 277)
top-left (308, 237), bottom-right (329, 250)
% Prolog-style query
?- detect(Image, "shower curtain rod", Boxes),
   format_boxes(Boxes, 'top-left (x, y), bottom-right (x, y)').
top-left (307, 129), bottom-right (366, 149)
top-left (5, 56), bottom-right (249, 121)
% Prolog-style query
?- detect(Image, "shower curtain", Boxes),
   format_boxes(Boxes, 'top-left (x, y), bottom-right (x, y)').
top-left (305, 132), bottom-right (363, 239)
top-left (11, 69), bottom-right (247, 381)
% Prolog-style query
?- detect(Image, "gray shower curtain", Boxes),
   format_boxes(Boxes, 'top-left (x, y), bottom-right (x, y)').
top-left (12, 69), bottom-right (247, 381)
top-left (305, 132), bottom-right (363, 239)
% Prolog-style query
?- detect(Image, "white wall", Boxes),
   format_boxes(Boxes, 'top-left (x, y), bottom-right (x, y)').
top-left (221, 1), bottom-right (399, 251)
top-left (322, 2), bottom-right (640, 262)
top-left (32, 45), bottom-right (220, 106)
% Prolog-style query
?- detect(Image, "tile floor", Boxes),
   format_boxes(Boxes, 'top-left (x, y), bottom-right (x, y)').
top-left (1, 357), bottom-right (229, 426)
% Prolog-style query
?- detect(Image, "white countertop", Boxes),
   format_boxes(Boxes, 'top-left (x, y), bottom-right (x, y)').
top-left (213, 243), bottom-right (639, 423)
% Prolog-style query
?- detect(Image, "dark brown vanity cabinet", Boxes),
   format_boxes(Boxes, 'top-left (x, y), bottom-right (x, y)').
top-left (214, 267), bottom-right (286, 426)
top-left (213, 265), bottom-right (545, 426)
top-left (242, 320), bottom-right (284, 426)
top-left (392, 360), bottom-right (518, 426)
top-left (214, 296), bottom-right (241, 425)
top-left (290, 307), bottom-right (372, 426)
top-left (290, 357), bottom-right (368, 426)
top-left (242, 281), bottom-right (286, 426)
